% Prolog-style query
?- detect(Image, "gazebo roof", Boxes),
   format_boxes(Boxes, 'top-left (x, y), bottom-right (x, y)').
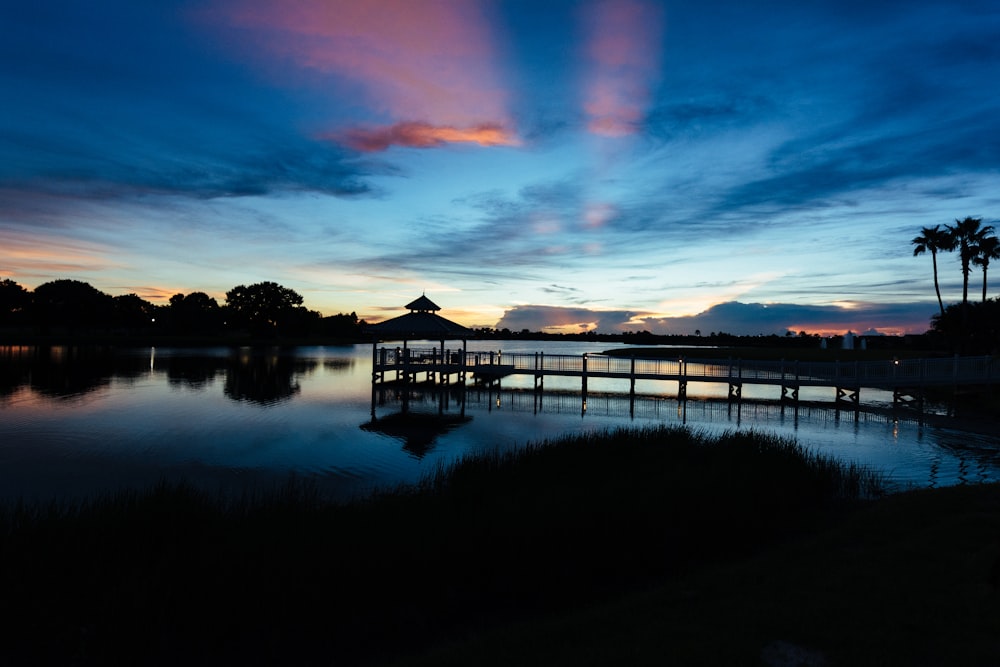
top-left (365, 295), bottom-right (473, 340)
top-left (405, 294), bottom-right (440, 312)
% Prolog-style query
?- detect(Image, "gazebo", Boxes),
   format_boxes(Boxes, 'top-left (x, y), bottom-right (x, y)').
top-left (365, 294), bottom-right (474, 386)
top-left (365, 294), bottom-right (472, 340)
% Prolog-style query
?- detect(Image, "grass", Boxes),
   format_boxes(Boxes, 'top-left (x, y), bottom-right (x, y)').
top-left (0, 427), bottom-right (996, 666)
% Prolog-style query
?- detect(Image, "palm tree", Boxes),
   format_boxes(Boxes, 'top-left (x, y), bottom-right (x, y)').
top-left (945, 216), bottom-right (994, 308)
top-left (911, 224), bottom-right (954, 316)
top-left (972, 233), bottom-right (1000, 302)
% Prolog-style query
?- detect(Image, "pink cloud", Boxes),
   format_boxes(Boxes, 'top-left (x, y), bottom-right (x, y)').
top-left (581, 0), bottom-right (663, 137)
top-left (337, 121), bottom-right (518, 152)
top-left (204, 0), bottom-right (515, 149)
top-left (583, 201), bottom-right (617, 229)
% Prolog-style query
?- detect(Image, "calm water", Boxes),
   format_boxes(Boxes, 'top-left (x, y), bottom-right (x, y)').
top-left (1, 342), bottom-right (998, 503)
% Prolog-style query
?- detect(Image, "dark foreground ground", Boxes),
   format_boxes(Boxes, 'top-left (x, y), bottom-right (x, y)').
top-left (1, 426), bottom-right (997, 666)
top-left (401, 482), bottom-right (1000, 667)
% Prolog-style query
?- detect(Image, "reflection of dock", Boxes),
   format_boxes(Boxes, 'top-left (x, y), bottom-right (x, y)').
top-left (370, 383), bottom-right (940, 430)
top-left (373, 348), bottom-right (997, 411)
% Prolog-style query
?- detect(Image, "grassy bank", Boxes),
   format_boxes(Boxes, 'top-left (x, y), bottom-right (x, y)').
top-left (1, 427), bottom-right (996, 666)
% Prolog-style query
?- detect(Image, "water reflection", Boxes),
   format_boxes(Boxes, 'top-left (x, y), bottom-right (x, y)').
top-left (366, 384), bottom-right (472, 456)
top-left (0, 345), bottom-right (138, 399)
top-left (362, 412), bottom-right (473, 458)
top-left (369, 382), bottom-right (1000, 490)
top-left (165, 356), bottom-right (224, 388)
top-left (223, 351), bottom-right (309, 405)
top-left (1, 344), bottom-right (997, 503)
top-left (0, 345), bottom-right (359, 406)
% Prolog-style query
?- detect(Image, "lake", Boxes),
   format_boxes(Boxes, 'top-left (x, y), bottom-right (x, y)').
top-left (1, 341), bottom-right (998, 503)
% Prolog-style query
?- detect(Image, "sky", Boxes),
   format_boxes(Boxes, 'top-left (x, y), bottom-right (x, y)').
top-left (3, 0), bottom-right (999, 336)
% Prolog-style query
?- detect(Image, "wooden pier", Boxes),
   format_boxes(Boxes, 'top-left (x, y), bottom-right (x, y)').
top-left (372, 348), bottom-right (996, 411)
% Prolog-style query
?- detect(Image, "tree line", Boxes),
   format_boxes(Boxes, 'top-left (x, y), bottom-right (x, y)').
top-left (0, 278), bottom-right (364, 340)
top-left (912, 216), bottom-right (999, 353)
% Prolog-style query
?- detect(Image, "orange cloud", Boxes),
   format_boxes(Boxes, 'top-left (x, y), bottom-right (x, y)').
top-left (1, 231), bottom-right (121, 279)
top-left (206, 0), bottom-right (515, 149)
top-left (338, 121), bottom-right (518, 152)
top-left (582, 0), bottom-right (663, 137)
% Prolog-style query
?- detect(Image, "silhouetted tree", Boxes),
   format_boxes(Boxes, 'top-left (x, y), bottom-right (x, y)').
top-left (225, 281), bottom-right (304, 337)
top-left (283, 306), bottom-right (322, 337)
top-left (320, 311), bottom-right (361, 338)
top-left (31, 279), bottom-right (114, 333)
top-left (112, 294), bottom-right (158, 331)
top-left (169, 292), bottom-right (224, 334)
top-left (931, 299), bottom-right (1000, 354)
top-left (946, 216), bottom-right (994, 309)
top-left (972, 234), bottom-right (1000, 303)
top-left (912, 224), bottom-right (955, 316)
top-left (0, 278), bottom-right (29, 325)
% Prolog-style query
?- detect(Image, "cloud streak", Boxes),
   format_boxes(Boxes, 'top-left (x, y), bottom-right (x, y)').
top-left (581, 0), bottom-right (662, 137)
top-left (208, 0), bottom-right (516, 150)
top-left (336, 122), bottom-right (518, 152)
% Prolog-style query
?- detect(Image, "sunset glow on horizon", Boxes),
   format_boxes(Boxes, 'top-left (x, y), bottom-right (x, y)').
top-left (3, 0), bottom-right (999, 336)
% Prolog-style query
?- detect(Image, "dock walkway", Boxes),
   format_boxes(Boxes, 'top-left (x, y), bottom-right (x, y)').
top-left (372, 348), bottom-right (996, 410)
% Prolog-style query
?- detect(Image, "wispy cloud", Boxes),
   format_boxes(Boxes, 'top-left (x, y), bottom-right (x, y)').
top-left (207, 0), bottom-right (516, 151)
top-left (0, 229), bottom-right (124, 280)
top-left (580, 0), bottom-right (662, 137)
top-left (0, 125), bottom-right (374, 201)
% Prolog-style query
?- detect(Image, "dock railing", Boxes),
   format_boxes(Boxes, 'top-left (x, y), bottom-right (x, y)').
top-left (374, 349), bottom-right (996, 391)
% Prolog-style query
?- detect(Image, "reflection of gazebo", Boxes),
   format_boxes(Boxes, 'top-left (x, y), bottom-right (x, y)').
top-left (360, 411), bottom-right (472, 458)
top-left (365, 295), bottom-right (474, 414)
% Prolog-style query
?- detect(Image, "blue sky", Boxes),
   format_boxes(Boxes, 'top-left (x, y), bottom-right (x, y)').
top-left (3, 0), bottom-right (999, 335)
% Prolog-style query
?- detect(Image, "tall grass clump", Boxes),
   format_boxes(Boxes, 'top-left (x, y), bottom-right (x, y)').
top-left (0, 426), bottom-right (887, 666)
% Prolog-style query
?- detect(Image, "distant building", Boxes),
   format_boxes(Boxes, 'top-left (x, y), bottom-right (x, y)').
top-left (842, 331), bottom-right (855, 350)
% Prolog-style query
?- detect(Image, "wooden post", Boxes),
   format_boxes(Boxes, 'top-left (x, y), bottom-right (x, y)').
top-left (630, 356), bottom-right (636, 397)
top-left (460, 339), bottom-right (467, 384)
top-left (534, 351), bottom-right (544, 391)
top-left (539, 351), bottom-right (544, 390)
top-left (728, 358), bottom-right (741, 402)
top-left (679, 357), bottom-right (687, 401)
top-left (439, 339), bottom-right (445, 384)
top-left (370, 341), bottom-right (377, 418)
